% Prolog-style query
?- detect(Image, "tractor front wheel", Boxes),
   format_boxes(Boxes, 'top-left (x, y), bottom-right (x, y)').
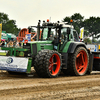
top-left (34, 50), bottom-right (62, 78)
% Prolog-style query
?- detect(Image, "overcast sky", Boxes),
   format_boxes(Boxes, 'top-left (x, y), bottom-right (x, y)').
top-left (0, 0), bottom-right (100, 29)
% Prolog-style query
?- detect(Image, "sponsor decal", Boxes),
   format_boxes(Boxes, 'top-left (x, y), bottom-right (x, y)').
top-left (0, 56), bottom-right (28, 72)
top-left (6, 58), bottom-right (13, 64)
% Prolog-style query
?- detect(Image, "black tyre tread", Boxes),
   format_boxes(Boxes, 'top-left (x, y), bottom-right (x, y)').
top-left (63, 47), bottom-right (89, 76)
top-left (34, 50), bottom-right (62, 78)
top-left (34, 50), bottom-right (48, 77)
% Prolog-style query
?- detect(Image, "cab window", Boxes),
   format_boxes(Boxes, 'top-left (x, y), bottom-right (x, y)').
top-left (61, 28), bottom-right (68, 41)
top-left (42, 28), bottom-right (48, 40)
top-left (73, 30), bottom-right (79, 41)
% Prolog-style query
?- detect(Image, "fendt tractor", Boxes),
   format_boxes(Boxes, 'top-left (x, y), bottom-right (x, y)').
top-left (0, 20), bottom-right (100, 78)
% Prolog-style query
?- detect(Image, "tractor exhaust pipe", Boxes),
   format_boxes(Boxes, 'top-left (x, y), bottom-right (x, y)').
top-left (37, 20), bottom-right (40, 41)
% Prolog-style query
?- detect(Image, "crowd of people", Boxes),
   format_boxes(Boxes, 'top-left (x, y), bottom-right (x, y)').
top-left (0, 40), bottom-right (22, 48)
top-left (0, 35), bottom-right (34, 48)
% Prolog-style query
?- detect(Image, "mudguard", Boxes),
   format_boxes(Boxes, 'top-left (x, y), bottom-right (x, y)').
top-left (67, 42), bottom-right (87, 53)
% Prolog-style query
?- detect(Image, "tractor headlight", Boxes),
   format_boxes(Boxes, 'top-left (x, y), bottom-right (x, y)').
top-left (28, 54), bottom-right (31, 56)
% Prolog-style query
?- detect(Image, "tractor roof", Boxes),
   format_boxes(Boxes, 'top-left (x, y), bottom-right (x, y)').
top-left (42, 21), bottom-right (74, 29)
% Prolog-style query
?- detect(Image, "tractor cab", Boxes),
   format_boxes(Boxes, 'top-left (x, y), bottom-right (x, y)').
top-left (40, 21), bottom-right (74, 41)
top-left (29, 20), bottom-right (79, 51)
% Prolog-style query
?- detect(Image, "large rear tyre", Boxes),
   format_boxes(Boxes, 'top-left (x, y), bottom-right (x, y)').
top-left (63, 47), bottom-right (89, 76)
top-left (34, 50), bottom-right (62, 78)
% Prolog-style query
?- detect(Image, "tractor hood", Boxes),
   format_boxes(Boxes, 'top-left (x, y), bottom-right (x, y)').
top-left (26, 40), bottom-right (53, 56)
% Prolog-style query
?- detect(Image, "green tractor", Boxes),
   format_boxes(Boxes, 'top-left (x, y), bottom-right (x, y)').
top-left (0, 20), bottom-right (92, 78)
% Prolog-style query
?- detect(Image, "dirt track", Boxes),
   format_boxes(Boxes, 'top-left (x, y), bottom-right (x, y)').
top-left (0, 71), bottom-right (100, 100)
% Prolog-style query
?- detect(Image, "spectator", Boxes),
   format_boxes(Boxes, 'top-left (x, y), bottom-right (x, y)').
top-left (4, 40), bottom-right (7, 47)
top-left (9, 40), bottom-right (13, 47)
top-left (13, 41), bottom-right (16, 47)
top-left (15, 40), bottom-right (19, 47)
top-left (1, 41), bottom-right (5, 47)
top-left (0, 42), bottom-right (2, 47)
top-left (19, 41), bottom-right (21, 47)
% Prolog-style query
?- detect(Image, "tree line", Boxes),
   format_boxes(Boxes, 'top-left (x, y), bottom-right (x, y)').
top-left (0, 12), bottom-right (21, 36)
top-left (1, 12), bottom-right (100, 40)
top-left (63, 13), bottom-right (100, 39)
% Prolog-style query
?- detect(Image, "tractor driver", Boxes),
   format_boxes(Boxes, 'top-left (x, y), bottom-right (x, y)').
top-left (49, 34), bottom-right (54, 40)
top-left (52, 35), bottom-right (59, 50)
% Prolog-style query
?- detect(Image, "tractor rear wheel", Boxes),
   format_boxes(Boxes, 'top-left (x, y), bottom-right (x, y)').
top-left (34, 50), bottom-right (62, 78)
top-left (63, 47), bottom-right (89, 76)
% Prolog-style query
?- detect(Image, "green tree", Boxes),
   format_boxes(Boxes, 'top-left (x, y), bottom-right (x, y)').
top-left (0, 12), bottom-right (20, 35)
top-left (63, 16), bottom-right (70, 24)
top-left (71, 13), bottom-right (84, 34)
top-left (84, 38), bottom-right (92, 44)
top-left (83, 17), bottom-right (100, 37)
top-left (63, 13), bottom-right (100, 42)
top-left (84, 30), bottom-right (89, 37)
top-left (0, 13), bottom-right (9, 23)
top-left (63, 13), bottom-right (84, 34)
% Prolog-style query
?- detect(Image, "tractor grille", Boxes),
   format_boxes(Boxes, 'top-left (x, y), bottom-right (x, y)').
top-left (23, 43), bottom-right (37, 56)
top-left (22, 43), bottom-right (31, 57)
top-left (32, 44), bottom-right (37, 55)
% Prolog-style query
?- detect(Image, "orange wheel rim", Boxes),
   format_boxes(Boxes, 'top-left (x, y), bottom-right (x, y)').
top-left (49, 54), bottom-right (61, 75)
top-left (76, 50), bottom-right (88, 74)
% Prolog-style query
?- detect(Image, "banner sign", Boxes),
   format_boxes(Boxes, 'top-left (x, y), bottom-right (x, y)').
top-left (26, 34), bottom-right (31, 41)
top-left (80, 27), bottom-right (84, 39)
top-left (86, 44), bottom-right (97, 52)
top-left (0, 23), bottom-right (2, 42)
top-left (0, 56), bottom-right (28, 72)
